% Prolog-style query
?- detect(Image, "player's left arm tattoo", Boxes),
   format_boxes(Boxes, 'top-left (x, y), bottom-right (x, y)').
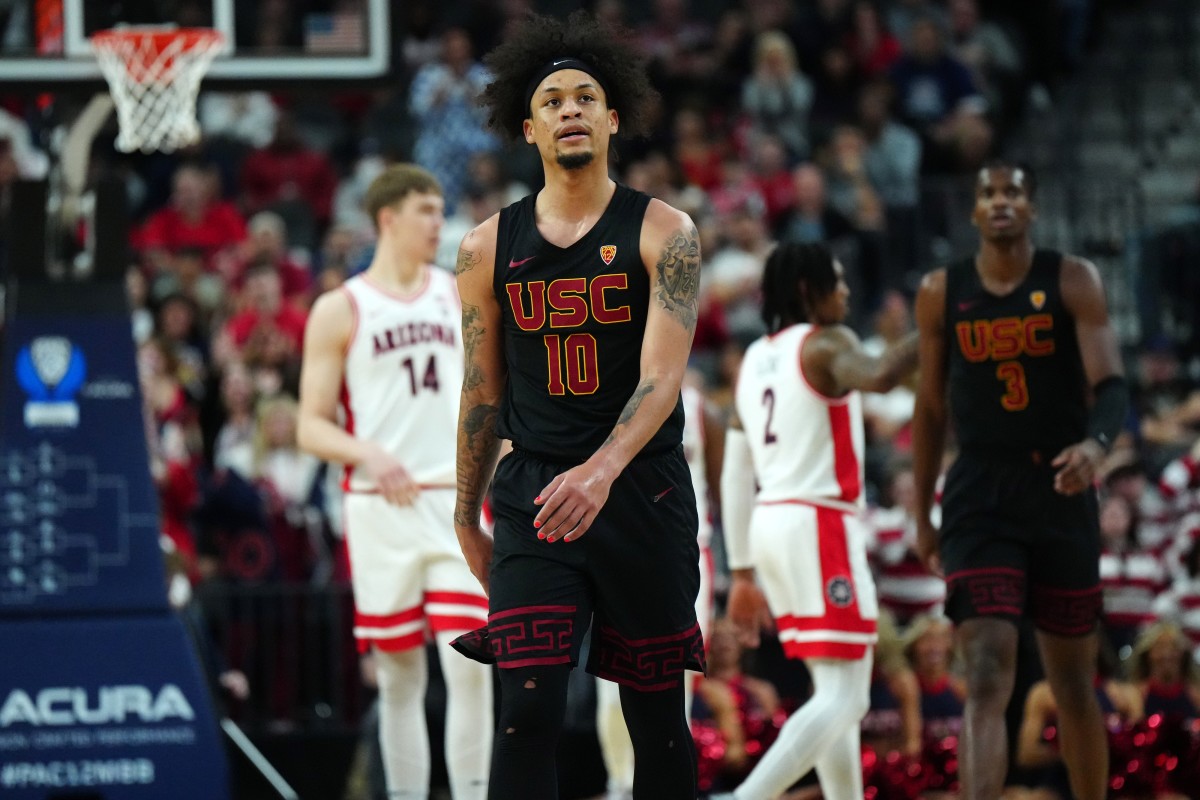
top-left (654, 224), bottom-right (701, 332)
top-left (602, 379), bottom-right (655, 448)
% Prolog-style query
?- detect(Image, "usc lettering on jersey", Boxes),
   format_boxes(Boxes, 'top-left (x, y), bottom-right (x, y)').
top-left (735, 324), bottom-right (865, 510)
top-left (340, 269), bottom-right (462, 491)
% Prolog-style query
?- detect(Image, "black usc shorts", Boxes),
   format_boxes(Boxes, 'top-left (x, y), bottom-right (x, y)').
top-left (938, 450), bottom-right (1102, 636)
top-left (451, 445), bottom-right (706, 690)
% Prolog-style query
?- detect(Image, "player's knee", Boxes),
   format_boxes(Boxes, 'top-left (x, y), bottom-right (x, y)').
top-left (374, 649), bottom-right (426, 700)
top-left (824, 691), bottom-right (869, 733)
top-left (620, 686), bottom-right (688, 746)
top-left (810, 661), bottom-right (870, 727)
top-left (1046, 673), bottom-right (1095, 717)
top-left (962, 645), bottom-right (1015, 706)
top-left (496, 671), bottom-right (568, 743)
top-left (443, 655), bottom-right (492, 697)
top-left (842, 679), bottom-right (871, 723)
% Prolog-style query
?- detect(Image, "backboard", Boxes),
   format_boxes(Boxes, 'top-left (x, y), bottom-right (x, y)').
top-left (0, 0), bottom-right (391, 89)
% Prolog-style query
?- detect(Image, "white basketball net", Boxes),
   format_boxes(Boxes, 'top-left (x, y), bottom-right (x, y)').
top-left (91, 27), bottom-right (225, 154)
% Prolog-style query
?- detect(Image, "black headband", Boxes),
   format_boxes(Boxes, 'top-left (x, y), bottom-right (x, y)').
top-left (523, 57), bottom-right (610, 116)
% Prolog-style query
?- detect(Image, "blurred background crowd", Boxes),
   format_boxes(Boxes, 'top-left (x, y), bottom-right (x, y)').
top-left (2, 0), bottom-right (1200, 797)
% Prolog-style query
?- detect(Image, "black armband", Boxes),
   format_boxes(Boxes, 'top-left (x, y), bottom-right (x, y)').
top-left (1087, 376), bottom-right (1128, 452)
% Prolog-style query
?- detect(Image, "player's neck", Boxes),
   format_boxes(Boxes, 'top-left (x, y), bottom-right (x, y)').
top-left (364, 247), bottom-right (427, 292)
top-left (538, 163), bottom-right (614, 220)
top-left (976, 237), bottom-right (1034, 284)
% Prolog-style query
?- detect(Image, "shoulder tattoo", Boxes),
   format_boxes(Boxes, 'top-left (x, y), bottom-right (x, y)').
top-left (456, 238), bottom-right (481, 275)
top-left (654, 224), bottom-right (701, 332)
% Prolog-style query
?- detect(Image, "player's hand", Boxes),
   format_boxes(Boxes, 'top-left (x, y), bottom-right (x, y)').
top-left (1052, 438), bottom-right (1105, 496)
top-left (916, 519), bottom-right (943, 577)
top-left (533, 461), bottom-right (615, 543)
top-left (455, 524), bottom-right (493, 596)
top-left (361, 444), bottom-right (419, 506)
top-left (727, 571), bottom-right (774, 649)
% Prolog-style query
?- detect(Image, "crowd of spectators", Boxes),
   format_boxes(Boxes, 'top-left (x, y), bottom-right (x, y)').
top-left (1, 0), bottom-right (1199, 797)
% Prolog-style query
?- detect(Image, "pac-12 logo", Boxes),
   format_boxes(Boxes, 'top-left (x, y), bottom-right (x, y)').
top-left (599, 244), bottom-right (617, 265)
top-left (15, 337), bottom-right (87, 428)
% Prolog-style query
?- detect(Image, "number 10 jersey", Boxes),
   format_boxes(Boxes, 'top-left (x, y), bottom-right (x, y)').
top-left (492, 184), bottom-right (684, 462)
top-left (339, 268), bottom-right (463, 492)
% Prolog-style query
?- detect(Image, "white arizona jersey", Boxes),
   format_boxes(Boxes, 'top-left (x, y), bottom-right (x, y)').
top-left (681, 385), bottom-right (713, 548)
top-left (340, 269), bottom-right (462, 491)
top-left (735, 323), bottom-right (866, 509)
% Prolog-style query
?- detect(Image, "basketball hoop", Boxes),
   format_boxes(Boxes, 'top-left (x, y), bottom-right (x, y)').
top-left (91, 26), bottom-right (225, 154)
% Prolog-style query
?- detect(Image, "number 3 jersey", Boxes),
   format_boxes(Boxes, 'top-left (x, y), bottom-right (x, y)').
top-left (492, 184), bottom-right (684, 462)
top-left (339, 269), bottom-right (463, 491)
top-left (735, 323), bottom-right (865, 510)
top-left (944, 249), bottom-right (1087, 455)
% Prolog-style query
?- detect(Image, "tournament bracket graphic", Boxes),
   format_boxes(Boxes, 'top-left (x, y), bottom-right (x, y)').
top-left (2, 320), bottom-right (164, 614)
top-left (0, 285), bottom-right (230, 799)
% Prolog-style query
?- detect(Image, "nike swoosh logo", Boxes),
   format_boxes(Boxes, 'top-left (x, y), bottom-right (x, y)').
top-left (509, 256), bottom-right (536, 269)
top-left (652, 487), bottom-right (674, 503)
top-left (552, 59), bottom-right (569, 66)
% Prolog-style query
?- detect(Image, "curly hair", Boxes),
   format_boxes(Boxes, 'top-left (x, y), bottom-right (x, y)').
top-left (481, 10), bottom-right (659, 140)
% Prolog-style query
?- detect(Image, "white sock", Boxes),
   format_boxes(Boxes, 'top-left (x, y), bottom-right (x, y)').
top-left (595, 678), bottom-right (635, 794)
top-left (735, 655), bottom-right (872, 800)
top-left (375, 647), bottom-right (430, 800)
top-left (436, 632), bottom-right (492, 800)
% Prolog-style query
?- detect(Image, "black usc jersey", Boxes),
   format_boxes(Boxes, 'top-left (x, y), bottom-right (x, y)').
top-left (943, 249), bottom-right (1088, 455)
top-left (492, 184), bottom-right (685, 462)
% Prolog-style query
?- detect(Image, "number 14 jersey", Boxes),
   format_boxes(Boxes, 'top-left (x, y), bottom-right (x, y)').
top-left (339, 268), bottom-right (463, 491)
top-left (735, 323), bottom-right (865, 510)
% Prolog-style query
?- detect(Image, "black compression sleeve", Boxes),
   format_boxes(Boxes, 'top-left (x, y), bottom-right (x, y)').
top-left (1087, 375), bottom-right (1128, 452)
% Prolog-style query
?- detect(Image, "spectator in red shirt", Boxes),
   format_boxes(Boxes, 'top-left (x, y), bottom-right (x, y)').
top-left (748, 135), bottom-right (797, 230)
top-left (846, 0), bottom-right (903, 79)
top-left (234, 211), bottom-right (314, 308)
top-left (239, 111), bottom-right (338, 251)
top-left (215, 261), bottom-right (308, 371)
top-left (134, 163), bottom-right (248, 276)
top-left (673, 108), bottom-right (725, 191)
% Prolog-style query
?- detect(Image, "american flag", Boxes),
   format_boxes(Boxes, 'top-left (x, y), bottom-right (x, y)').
top-left (305, 12), bottom-right (365, 54)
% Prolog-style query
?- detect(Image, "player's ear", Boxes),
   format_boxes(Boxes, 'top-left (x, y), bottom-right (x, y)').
top-left (609, 108), bottom-right (619, 135)
top-left (523, 117), bottom-right (536, 145)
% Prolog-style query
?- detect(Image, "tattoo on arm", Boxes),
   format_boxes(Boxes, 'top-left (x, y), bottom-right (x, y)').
top-left (603, 380), bottom-right (656, 448)
top-left (654, 225), bottom-right (701, 332)
top-left (456, 242), bottom-right (481, 275)
top-left (461, 302), bottom-right (486, 391)
top-left (455, 402), bottom-right (500, 527)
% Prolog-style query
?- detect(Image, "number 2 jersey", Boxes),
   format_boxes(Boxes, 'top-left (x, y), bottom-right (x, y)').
top-left (493, 184), bottom-right (684, 461)
top-left (735, 323), bottom-right (866, 510)
top-left (339, 269), bottom-right (463, 491)
top-left (944, 249), bottom-right (1087, 455)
